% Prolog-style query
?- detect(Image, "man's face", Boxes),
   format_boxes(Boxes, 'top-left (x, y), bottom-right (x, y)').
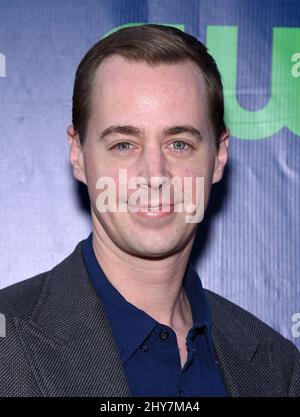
top-left (69, 55), bottom-right (229, 258)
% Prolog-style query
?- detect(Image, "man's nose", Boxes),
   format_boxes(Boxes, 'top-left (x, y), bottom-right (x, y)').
top-left (137, 146), bottom-right (171, 188)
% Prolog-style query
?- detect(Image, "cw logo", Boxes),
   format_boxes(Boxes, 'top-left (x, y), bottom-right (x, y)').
top-left (106, 23), bottom-right (300, 140)
top-left (208, 26), bottom-right (300, 139)
top-left (0, 53), bottom-right (5, 77)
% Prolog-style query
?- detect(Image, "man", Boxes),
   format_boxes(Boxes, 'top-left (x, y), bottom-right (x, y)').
top-left (0, 24), bottom-right (299, 397)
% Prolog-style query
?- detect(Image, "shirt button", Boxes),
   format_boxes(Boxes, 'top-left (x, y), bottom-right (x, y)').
top-left (140, 345), bottom-right (148, 352)
top-left (192, 347), bottom-right (197, 354)
top-left (159, 329), bottom-right (169, 340)
top-left (178, 389), bottom-right (185, 397)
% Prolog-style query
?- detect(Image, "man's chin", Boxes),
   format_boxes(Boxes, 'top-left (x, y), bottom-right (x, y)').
top-left (122, 239), bottom-right (185, 260)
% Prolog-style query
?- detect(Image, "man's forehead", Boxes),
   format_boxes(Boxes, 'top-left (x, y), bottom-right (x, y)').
top-left (92, 54), bottom-right (207, 91)
top-left (88, 55), bottom-right (211, 135)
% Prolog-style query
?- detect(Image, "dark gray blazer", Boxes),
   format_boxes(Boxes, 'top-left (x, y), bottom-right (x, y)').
top-left (0, 240), bottom-right (299, 397)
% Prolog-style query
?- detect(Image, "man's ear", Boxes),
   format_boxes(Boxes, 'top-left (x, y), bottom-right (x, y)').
top-left (67, 125), bottom-right (87, 185)
top-left (212, 128), bottom-right (230, 184)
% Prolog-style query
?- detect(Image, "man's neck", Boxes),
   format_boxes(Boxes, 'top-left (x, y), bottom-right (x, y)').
top-left (91, 225), bottom-right (194, 332)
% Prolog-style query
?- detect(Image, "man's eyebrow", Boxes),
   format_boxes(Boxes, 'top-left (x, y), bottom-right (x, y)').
top-left (98, 125), bottom-right (142, 140)
top-left (163, 125), bottom-right (203, 141)
top-left (97, 125), bottom-right (203, 141)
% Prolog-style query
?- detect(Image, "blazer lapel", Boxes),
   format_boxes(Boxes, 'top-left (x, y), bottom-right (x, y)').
top-left (206, 290), bottom-right (285, 397)
top-left (14, 241), bottom-right (131, 397)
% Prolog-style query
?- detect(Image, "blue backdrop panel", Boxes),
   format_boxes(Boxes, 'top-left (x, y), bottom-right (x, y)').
top-left (0, 0), bottom-right (299, 348)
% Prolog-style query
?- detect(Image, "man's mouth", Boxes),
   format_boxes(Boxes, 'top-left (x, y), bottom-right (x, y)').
top-left (131, 204), bottom-right (174, 212)
top-left (127, 203), bottom-right (176, 218)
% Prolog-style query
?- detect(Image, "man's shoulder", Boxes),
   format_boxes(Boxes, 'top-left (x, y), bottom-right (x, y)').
top-left (205, 289), bottom-right (300, 396)
top-left (205, 288), bottom-right (298, 353)
top-left (0, 271), bottom-right (47, 321)
top-left (0, 240), bottom-right (84, 321)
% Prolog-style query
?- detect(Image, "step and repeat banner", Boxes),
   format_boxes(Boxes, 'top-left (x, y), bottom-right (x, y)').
top-left (0, 0), bottom-right (299, 348)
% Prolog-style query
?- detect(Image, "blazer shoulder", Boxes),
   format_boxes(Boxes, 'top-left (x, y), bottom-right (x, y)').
top-left (205, 289), bottom-right (300, 396)
top-left (205, 288), bottom-right (299, 351)
top-left (0, 240), bottom-right (84, 321)
top-left (0, 272), bottom-right (48, 321)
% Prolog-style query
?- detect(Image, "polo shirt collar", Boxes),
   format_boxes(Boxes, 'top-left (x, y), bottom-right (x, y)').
top-left (82, 232), bottom-right (211, 363)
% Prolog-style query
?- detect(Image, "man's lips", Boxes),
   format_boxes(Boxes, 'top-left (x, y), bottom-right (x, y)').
top-left (129, 204), bottom-right (175, 212)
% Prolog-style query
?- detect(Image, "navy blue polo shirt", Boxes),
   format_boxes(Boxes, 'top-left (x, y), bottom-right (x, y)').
top-left (82, 233), bottom-right (227, 397)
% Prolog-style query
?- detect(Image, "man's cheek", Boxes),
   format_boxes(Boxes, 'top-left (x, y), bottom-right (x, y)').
top-left (182, 168), bottom-right (201, 202)
top-left (178, 168), bottom-right (205, 223)
top-left (87, 167), bottom-right (117, 213)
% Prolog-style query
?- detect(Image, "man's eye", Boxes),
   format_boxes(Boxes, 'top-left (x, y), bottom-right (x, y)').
top-left (110, 141), bottom-right (190, 154)
top-left (111, 142), bottom-right (133, 152)
top-left (170, 141), bottom-right (190, 152)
